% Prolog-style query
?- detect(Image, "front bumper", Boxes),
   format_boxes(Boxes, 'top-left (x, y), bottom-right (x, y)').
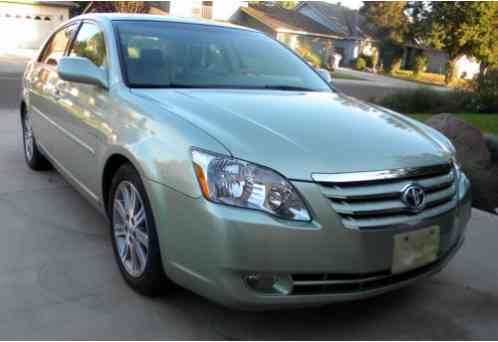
top-left (145, 177), bottom-right (472, 310)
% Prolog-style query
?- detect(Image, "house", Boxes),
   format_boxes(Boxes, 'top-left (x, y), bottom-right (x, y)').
top-left (84, 1), bottom-right (248, 22)
top-left (0, 0), bottom-right (77, 50)
top-left (402, 45), bottom-right (480, 80)
top-left (296, 1), bottom-right (376, 65)
top-left (230, 4), bottom-right (344, 67)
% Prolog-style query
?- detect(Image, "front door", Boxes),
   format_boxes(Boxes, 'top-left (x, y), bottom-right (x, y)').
top-left (49, 21), bottom-right (110, 198)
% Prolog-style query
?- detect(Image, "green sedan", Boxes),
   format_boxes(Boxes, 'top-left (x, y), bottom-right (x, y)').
top-left (20, 13), bottom-right (471, 309)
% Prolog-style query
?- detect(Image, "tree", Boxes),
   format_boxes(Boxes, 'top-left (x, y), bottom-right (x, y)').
top-left (419, 2), bottom-right (498, 84)
top-left (82, 1), bottom-right (150, 14)
top-left (360, 1), bottom-right (409, 44)
top-left (360, 2), bottom-right (409, 74)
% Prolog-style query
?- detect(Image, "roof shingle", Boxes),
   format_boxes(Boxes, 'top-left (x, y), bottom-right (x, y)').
top-left (241, 4), bottom-right (344, 38)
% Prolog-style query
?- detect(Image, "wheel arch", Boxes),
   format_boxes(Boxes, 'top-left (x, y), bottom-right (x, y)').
top-left (101, 152), bottom-right (143, 215)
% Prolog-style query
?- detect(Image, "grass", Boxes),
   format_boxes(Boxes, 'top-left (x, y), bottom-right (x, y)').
top-left (408, 113), bottom-right (498, 135)
top-left (387, 69), bottom-right (470, 89)
top-left (330, 70), bottom-right (365, 81)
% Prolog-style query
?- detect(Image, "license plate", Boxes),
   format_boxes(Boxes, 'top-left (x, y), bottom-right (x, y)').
top-left (392, 226), bottom-right (440, 274)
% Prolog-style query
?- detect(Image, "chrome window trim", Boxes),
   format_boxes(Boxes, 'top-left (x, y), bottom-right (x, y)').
top-left (311, 163), bottom-right (452, 184)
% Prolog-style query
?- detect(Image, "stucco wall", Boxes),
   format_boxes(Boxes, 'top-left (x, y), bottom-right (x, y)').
top-left (456, 55), bottom-right (480, 80)
top-left (426, 50), bottom-right (448, 74)
top-left (169, 0), bottom-right (247, 21)
top-left (333, 39), bottom-right (359, 65)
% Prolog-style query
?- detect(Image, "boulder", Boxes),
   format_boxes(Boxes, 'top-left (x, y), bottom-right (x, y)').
top-left (426, 113), bottom-right (491, 163)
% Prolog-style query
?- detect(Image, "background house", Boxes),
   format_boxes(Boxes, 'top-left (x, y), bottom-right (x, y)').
top-left (230, 4), bottom-right (343, 67)
top-left (84, 1), bottom-right (248, 21)
top-left (402, 45), bottom-right (480, 80)
top-left (296, 1), bottom-right (376, 65)
top-left (0, 0), bottom-right (76, 50)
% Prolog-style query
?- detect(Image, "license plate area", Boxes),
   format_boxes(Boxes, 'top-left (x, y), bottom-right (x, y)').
top-left (392, 226), bottom-right (440, 274)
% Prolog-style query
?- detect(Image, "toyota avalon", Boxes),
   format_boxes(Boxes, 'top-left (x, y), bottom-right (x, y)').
top-left (20, 14), bottom-right (471, 309)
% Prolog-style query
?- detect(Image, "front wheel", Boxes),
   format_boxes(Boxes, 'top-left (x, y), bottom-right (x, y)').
top-left (108, 164), bottom-right (170, 296)
top-left (22, 111), bottom-right (51, 171)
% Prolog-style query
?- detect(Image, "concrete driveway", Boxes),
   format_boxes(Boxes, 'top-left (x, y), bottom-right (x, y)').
top-left (0, 58), bottom-right (497, 339)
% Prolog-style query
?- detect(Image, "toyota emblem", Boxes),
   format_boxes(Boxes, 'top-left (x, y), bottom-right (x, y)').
top-left (402, 184), bottom-right (426, 212)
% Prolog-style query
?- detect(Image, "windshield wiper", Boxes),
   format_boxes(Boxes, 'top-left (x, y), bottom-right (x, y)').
top-left (263, 85), bottom-right (316, 91)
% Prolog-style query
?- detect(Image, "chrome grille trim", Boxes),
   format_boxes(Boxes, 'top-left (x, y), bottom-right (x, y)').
top-left (313, 163), bottom-right (457, 229)
top-left (311, 163), bottom-right (452, 184)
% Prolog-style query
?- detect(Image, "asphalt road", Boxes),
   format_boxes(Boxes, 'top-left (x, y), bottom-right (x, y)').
top-left (332, 68), bottom-right (448, 102)
top-left (0, 57), bottom-right (497, 339)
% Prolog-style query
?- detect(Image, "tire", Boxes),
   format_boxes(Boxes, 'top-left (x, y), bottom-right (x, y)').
top-left (108, 163), bottom-right (170, 296)
top-left (21, 110), bottom-right (51, 171)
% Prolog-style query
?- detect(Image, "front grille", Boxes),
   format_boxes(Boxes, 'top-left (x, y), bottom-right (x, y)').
top-left (313, 163), bottom-right (457, 230)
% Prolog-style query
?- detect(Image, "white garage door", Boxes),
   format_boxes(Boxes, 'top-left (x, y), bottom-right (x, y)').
top-left (0, 14), bottom-right (58, 50)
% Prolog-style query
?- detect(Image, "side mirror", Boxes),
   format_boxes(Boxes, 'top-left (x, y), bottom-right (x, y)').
top-left (316, 68), bottom-right (332, 83)
top-left (58, 56), bottom-right (108, 89)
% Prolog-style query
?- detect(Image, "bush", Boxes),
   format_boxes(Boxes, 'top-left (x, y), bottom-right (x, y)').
top-left (355, 57), bottom-right (367, 71)
top-left (359, 54), bottom-right (373, 68)
top-left (412, 53), bottom-right (428, 77)
top-left (484, 133), bottom-right (498, 163)
top-left (372, 88), bottom-right (481, 114)
top-left (476, 68), bottom-right (498, 112)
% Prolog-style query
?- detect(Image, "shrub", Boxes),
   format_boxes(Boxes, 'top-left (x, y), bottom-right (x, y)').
top-left (476, 68), bottom-right (498, 112)
top-left (372, 88), bottom-right (481, 114)
top-left (484, 133), bottom-right (498, 163)
top-left (412, 53), bottom-right (428, 77)
top-left (355, 57), bottom-right (367, 71)
top-left (359, 54), bottom-right (373, 68)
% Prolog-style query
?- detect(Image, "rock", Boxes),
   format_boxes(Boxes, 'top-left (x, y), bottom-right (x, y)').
top-left (426, 113), bottom-right (491, 163)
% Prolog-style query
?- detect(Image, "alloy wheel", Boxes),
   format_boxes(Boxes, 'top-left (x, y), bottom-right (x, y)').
top-left (23, 113), bottom-right (34, 161)
top-left (113, 181), bottom-right (149, 278)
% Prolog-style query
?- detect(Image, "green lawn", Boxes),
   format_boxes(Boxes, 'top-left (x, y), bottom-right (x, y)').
top-left (330, 70), bottom-right (365, 81)
top-left (408, 113), bottom-right (498, 135)
top-left (386, 70), bottom-right (471, 89)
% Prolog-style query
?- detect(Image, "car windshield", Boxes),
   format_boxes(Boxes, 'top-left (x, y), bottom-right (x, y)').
top-left (113, 20), bottom-right (332, 91)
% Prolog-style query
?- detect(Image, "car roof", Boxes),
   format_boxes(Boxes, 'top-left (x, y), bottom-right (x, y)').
top-left (72, 13), bottom-right (257, 32)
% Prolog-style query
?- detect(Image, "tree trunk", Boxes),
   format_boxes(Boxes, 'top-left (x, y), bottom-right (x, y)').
top-left (445, 57), bottom-right (459, 85)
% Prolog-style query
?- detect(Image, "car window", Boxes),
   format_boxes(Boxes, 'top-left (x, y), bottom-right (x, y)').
top-left (69, 22), bottom-right (107, 69)
top-left (114, 21), bottom-right (331, 91)
top-left (39, 24), bottom-right (77, 66)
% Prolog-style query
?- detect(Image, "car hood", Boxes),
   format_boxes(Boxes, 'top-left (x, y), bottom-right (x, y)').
top-left (133, 89), bottom-right (450, 180)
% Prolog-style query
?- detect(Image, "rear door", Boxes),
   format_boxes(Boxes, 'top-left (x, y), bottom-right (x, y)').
top-left (28, 23), bottom-right (78, 156)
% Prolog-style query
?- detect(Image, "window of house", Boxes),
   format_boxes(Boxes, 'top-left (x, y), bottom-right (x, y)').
top-left (39, 24), bottom-right (77, 65)
top-left (69, 22), bottom-right (107, 69)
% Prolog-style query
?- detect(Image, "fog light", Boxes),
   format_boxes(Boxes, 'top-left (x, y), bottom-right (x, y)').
top-left (245, 273), bottom-right (293, 295)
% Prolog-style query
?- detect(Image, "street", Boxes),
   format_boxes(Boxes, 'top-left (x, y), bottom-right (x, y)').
top-left (0, 57), bottom-right (497, 339)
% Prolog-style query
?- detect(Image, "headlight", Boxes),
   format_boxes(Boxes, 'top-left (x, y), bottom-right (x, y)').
top-left (191, 149), bottom-right (311, 221)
